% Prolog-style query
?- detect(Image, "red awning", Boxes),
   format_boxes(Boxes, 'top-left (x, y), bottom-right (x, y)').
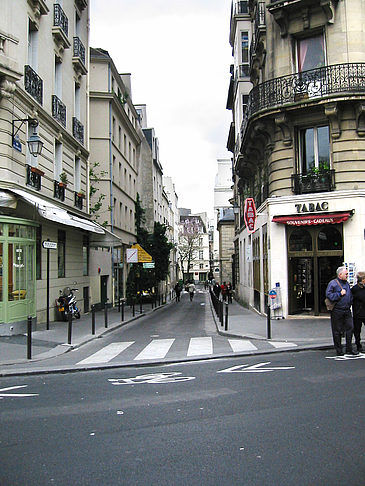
top-left (272, 211), bottom-right (353, 226)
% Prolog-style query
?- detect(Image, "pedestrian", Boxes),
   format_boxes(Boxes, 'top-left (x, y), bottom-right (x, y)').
top-left (188, 282), bottom-right (196, 301)
top-left (213, 283), bottom-right (221, 299)
top-left (227, 282), bottom-right (233, 304)
top-left (221, 282), bottom-right (227, 302)
top-left (174, 282), bottom-right (182, 302)
top-left (325, 266), bottom-right (358, 356)
top-left (351, 271), bottom-right (365, 352)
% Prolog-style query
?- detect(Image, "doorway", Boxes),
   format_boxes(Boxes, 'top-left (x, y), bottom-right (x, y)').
top-left (100, 275), bottom-right (108, 309)
top-left (288, 225), bottom-right (343, 315)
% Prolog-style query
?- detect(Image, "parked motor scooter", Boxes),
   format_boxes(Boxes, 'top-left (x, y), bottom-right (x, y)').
top-left (57, 287), bottom-right (81, 321)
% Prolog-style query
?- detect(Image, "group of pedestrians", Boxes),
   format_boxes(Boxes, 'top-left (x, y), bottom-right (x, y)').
top-left (212, 281), bottom-right (233, 304)
top-left (326, 266), bottom-right (365, 356)
top-left (174, 281), bottom-right (196, 302)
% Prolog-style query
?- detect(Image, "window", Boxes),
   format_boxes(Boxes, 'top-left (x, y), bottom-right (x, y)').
top-left (36, 225), bottom-right (42, 280)
top-left (242, 95), bottom-right (249, 116)
top-left (289, 229), bottom-right (312, 252)
top-left (55, 56), bottom-right (62, 98)
top-left (297, 34), bottom-right (325, 72)
top-left (74, 83), bottom-right (80, 119)
top-left (82, 235), bottom-right (89, 276)
top-left (240, 32), bottom-right (249, 77)
top-left (28, 19), bottom-right (38, 69)
top-left (58, 230), bottom-right (66, 278)
top-left (199, 250), bottom-right (203, 260)
top-left (74, 157), bottom-right (81, 192)
top-left (54, 141), bottom-right (62, 180)
top-left (299, 125), bottom-right (330, 174)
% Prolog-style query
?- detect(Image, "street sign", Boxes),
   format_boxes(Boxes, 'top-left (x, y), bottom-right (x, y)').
top-left (244, 198), bottom-right (257, 234)
top-left (143, 262), bottom-right (155, 269)
top-left (131, 243), bottom-right (153, 263)
top-left (126, 248), bottom-right (138, 263)
top-left (42, 240), bottom-right (57, 249)
top-left (269, 289), bottom-right (277, 299)
top-left (12, 135), bottom-right (22, 153)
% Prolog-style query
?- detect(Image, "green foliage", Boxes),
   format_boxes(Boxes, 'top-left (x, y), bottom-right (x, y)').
top-left (89, 162), bottom-right (107, 219)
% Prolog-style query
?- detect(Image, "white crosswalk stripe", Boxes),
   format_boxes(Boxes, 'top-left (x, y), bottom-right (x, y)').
top-left (268, 341), bottom-right (297, 348)
top-left (228, 339), bottom-right (258, 352)
top-left (134, 338), bottom-right (175, 360)
top-left (77, 342), bottom-right (134, 364)
top-left (187, 337), bottom-right (213, 356)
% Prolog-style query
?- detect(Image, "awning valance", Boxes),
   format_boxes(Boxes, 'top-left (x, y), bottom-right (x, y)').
top-left (272, 211), bottom-right (353, 226)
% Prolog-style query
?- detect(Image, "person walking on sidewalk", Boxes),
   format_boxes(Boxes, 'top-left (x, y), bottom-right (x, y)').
top-left (227, 282), bottom-right (233, 304)
top-left (326, 266), bottom-right (358, 356)
top-left (188, 282), bottom-right (196, 302)
top-left (351, 271), bottom-right (365, 352)
top-left (174, 282), bottom-right (182, 302)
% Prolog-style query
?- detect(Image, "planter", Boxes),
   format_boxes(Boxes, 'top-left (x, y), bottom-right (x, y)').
top-left (30, 166), bottom-right (44, 177)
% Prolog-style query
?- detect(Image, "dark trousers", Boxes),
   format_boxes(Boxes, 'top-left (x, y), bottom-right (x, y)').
top-left (353, 317), bottom-right (365, 346)
top-left (330, 309), bottom-right (353, 353)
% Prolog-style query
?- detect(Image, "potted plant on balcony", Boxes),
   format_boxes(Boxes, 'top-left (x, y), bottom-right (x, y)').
top-left (30, 165), bottom-right (45, 176)
top-left (77, 190), bottom-right (85, 198)
top-left (59, 171), bottom-right (69, 187)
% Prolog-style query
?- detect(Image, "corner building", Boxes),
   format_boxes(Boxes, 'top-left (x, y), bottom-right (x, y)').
top-left (227, 0), bottom-right (365, 316)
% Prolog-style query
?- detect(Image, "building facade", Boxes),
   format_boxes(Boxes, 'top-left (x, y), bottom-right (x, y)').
top-left (0, 0), bottom-right (112, 334)
top-left (227, 0), bottom-right (365, 317)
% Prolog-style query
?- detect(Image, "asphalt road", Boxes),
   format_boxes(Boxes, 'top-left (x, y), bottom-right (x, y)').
top-left (0, 350), bottom-right (364, 485)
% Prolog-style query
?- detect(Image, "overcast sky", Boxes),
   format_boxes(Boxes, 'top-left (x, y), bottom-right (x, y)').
top-left (90, 0), bottom-right (233, 217)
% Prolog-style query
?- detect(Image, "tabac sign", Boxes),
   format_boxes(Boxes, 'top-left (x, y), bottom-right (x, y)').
top-left (244, 198), bottom-right (257, 234)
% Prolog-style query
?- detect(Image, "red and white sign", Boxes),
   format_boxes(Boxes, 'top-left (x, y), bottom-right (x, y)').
top-left (244, 198), bottom-right (257, 233)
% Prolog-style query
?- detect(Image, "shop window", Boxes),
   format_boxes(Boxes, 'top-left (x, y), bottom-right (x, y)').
top-left (297, 34), bottom-right (325, 72)
top-left (289, 228), bottom-right (312, 252)
top-left (58, 230), bottom-right (65, 278)
top-left (318, 227), bottom-right (342, 251)
top-left (299, 125), bottom-right (330, 175)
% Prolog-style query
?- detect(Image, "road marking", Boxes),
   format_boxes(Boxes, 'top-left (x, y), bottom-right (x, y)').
top-left (108, 372), bottom-right (195, 385)
top-left (0, 385), bottom-right (39, 398)
top-left (218, 362), bottom-right (295, 373)
top-left (134, 339), bottom-right (175, 360)
top-left (187, 337), bottom-right (213, 356)
top-left (326, 353), bottom-right (365, 361)
top-left (77, 342), bottom-right (134, 364)
top-left (269, 341), bottom-right (297, 348)
top-left (228, 339), bottom-right (258, 352)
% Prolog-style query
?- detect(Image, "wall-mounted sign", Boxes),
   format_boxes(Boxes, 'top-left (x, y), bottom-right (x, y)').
top-left (244, 198), bottom-right (257, 234)
top-left (13, 135), bottom-right (22, 153)
top-left (126, 248), bottom-right (138, 263)
top-left (295, 202), bottom-right (328, 213)
top-left (42, 240), bottom-right (57, 249)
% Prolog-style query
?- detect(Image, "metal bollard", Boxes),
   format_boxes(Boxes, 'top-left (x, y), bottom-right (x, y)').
top-left (219, 300), bottom-right (223, 325)
top-left (68, 313), bottom-right (72, 345)
top-left (267, 304), bottom-right (271, 339)
top-left (158, 294), bottom-right (160, 306)
top-left (27, 316), bottom-right (32, 360)
top-left (121, 300), bottom-right (125, 322)
top-left (225, 303), bottom-right (229, 331)
top-left (139, 296), bottom-right (143, 314)
top-left (132, 303), bottom-right (135, 317)
top-left (91, 305), bottom-right (96, 335)
top-left (104, 304), bottom-right (108, 328)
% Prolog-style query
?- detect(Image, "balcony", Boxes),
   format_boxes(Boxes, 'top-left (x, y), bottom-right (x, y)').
top-left (52, 4), bottom-right (70, 50)
top-left (72, 117), bottom-right (84, 145)
top-left (250, 1), bottom-right (266, 81)
top-left (241, 63), bottom-right (365, 142)
top-left (54, 180), bottom-right (66, 201)
top-left (72, 37), bottom-right (87, 75)
top-left (24, 65), bottom-right (43, 105)
top-left (234, 1), bottom-right (248, 15)
top-left (291, 169), bottom-right (335, 195)
top-left (52, 95), bottom-right (66, 126)
top-left (74, 192), bottom-right (84, 210)
top-left (26, 165), bottom-right (44, 191)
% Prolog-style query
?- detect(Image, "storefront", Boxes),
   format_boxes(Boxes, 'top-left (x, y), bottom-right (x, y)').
top-left (0, 216), bottom-right (37, 334)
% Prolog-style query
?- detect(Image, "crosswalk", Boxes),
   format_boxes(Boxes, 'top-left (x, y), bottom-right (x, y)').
top-left (76, 337), bottom-right (297, 365)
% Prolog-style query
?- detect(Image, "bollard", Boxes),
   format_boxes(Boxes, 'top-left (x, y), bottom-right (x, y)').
top-left (121, 300), bottom-right (125, 322)
top-left (91, 305), bottom-right (96, 335)
top-left (104, 304), bottom-right (108, 328)
top-left (225, 303), bottom-right (229, 331)
top-left (139, 296), bottom-right (143, 314)
top-left (132, 303), bottom-right (135, 317)
top-left (118, 297), bottom-right (120, 313)
top-left (219, 300), bottom-right (223, 325)
top-left (267, 304), bottom-right (271, 339)
top-left (27, 316), bottom-right (32, 360)
top-left (68, 312), bottom-right (72, 345)
top-left (158, 294), bottom-right (160, 306)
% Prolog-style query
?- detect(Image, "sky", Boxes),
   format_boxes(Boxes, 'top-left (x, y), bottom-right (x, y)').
top-left (89, 0), bottom-right (233, 217)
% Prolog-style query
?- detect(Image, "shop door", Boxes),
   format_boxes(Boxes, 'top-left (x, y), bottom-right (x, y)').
top-left (289, 257), bottom-right (314, 314)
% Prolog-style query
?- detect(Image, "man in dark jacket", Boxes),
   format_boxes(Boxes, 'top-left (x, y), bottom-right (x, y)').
top-left (326, 266), bottom-right (358, 356)
top-left (351, 271), bottom-right (365, 352)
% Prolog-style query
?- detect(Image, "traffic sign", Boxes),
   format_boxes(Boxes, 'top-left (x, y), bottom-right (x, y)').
top-left (131, 243), bottom-right (153, 263)
top-left (269, 289), bottom-right (277, 299)
top-left (126, 248), bottom-right (138, 263)
top-left (42, 240), bottom-right (57, 249)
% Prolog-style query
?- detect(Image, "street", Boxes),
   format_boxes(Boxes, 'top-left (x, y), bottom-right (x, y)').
top-left (0, 350), bottom-right (364, 485)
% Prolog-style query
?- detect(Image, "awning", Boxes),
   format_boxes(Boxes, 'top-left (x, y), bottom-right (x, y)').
top-left (11, 188), bottom-right (123, 247)
top-left (272, 211), bottom-right (353, 226)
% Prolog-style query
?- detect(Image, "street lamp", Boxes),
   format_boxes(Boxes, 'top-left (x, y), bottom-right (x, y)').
top-left (12, 117), bottom-right (44, 157)
top-left (232, 202), bottom-right (240, 214)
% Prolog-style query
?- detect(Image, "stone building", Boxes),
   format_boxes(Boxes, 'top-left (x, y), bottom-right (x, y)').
top-left (227, 0), bottom-right (365, 316)
top-left (217, 208), bottom-right (235, 284)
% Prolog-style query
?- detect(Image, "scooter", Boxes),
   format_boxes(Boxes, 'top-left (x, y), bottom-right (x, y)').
top-left (57, 287), bottom-right (81, 321)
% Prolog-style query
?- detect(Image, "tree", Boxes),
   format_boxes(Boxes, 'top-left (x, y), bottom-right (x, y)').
top-left (178, 217), bottom-right (202, 281)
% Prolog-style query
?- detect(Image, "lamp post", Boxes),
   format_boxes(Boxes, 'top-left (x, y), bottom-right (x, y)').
top-left (12, 117), bottom-right (44, 157)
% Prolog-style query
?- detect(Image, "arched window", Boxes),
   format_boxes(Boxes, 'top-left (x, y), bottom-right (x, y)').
top-left (318, 227), bottom-right (342, 251)
top-left (289, 228), bottom-right (312, 251)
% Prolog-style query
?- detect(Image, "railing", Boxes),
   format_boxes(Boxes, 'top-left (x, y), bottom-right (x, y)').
top-left (291, 169), bottom-right (335, 195)
top-left (54, 180), bottom-right (66, 201)
top-left (73, 36), bottom-right (86, 66)
top-left (234, 1), bottom-right (248, 14)
top-left (52, 95), bottom-right (66, 126)
top-left (241, 63), bottom-right (365, 141)
top-left (250, 2), bottom-right (266, 60)
top-left (74, 192), bottom-right (84, 210)
top-left (72, 117), bottom-right (84, 144)
top-left (54, 4), bottom-right (68, 37)
top-left (24, 65), bottom-right (43, 105)
top-left (26, 165), bottom-right (42, 190)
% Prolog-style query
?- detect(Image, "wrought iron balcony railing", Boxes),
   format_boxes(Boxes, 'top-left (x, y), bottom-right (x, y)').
top-left (52, 95), bottom-right (66, 126)
top-left (54, 4), bottom-right (68, 37)
top-left (54, 180), bottom-right (66, 201)
top-left (26, 165), bottom-right (43, 191)
top-left (291, 169), bottom-right (335, 195)
top-left (72, 117), bottom-right (84, 145)
top-left (73, 36), bottom-right (86, 66)
top-left (250, 2), bottom-right (266, 60)
top-left (74, 192), bottom-right (84, 210)
top-left (241, 63), bottom-right (365, 142)
top-left (24, 65), bottom-right (43, 105)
